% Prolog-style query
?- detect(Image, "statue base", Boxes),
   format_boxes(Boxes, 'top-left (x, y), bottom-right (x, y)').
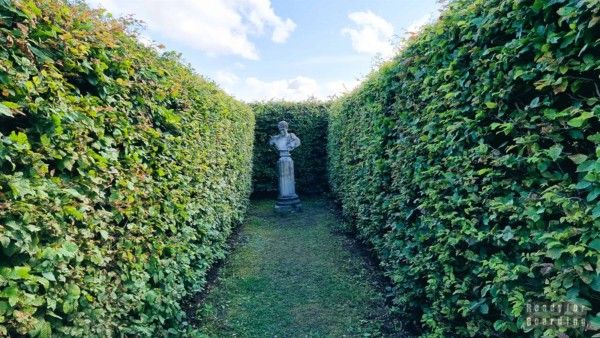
top-left (275, 195), bottom-right (302, 213)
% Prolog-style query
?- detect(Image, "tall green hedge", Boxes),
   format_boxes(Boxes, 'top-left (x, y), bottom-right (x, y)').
top-left (329, 0), bottom-right (600, 336)
top-left (0, 1), bottom-right (254, 336)
top-left (251, 101), bottom-right (329, 194)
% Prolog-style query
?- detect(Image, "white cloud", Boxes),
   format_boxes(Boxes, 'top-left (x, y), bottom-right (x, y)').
top-left (215, 71), bottom-right (240, 87)
top-left (323, 79), bottom-right (361, 96)
top-left (404, 13), bottom-right (437, 35)
top-left (235, 76), bottom-right (361, 102)
top-left (88, 0), bottom-right (296, 60)
top-left (235, 0), bottom-right (296, 43)
top-left (244, 76), bottom-right (318, 101)
top-left (342, 10), bottom-right (395, 59)
top-left (342, 10), bottom-right (440, 60)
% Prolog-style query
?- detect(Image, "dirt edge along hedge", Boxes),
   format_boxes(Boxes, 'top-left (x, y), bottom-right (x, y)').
top-left (251, 101), bottom-right (329, 195)
top-left (328, 0), bottom-right (599, 337)
top-left (0, 1), bottom-right (254, 336)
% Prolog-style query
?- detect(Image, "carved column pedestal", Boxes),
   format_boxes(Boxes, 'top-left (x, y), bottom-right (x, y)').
top-left (275, 152), bottom-right (301, 213)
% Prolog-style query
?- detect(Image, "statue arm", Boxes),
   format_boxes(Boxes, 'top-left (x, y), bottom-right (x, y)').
top-left (290, 133), bottom-right (301, 148)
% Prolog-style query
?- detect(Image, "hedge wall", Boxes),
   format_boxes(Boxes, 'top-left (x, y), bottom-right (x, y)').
top-left (251, 101), bottom-right (329, 194)
top-left (0, 1), bottom-right (254, 336)
top-left (329, 0), bottom-right (600, 337)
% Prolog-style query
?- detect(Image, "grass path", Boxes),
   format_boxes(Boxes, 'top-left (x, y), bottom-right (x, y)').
top-left (196, 196), bottom-right (399, 337)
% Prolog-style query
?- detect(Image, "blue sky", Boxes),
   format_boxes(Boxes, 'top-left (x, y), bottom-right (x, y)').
top-left (87, 0), bottom-right (442, 102)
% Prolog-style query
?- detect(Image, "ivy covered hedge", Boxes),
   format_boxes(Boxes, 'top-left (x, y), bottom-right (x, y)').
top-left (251, 101), bottom-right (329, 194)
top-left (329, 0), bottom-right (600, 336)
top-left (0, 1), bottom-right (254, 336)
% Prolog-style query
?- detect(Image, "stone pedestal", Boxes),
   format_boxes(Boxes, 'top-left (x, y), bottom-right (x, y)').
top-left (275, 152), bottom-right (301, 213)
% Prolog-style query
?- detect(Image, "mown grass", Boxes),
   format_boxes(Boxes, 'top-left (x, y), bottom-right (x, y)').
top-left (196, 196), bottom-right (400, 337)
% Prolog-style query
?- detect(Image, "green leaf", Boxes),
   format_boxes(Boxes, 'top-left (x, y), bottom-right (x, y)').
top-left (30, 46), bottom-right (52, 63)
top-left (587, 188), bottom-right (600, 202)
top-left (548, 145), bottom-right (563, 160)
top-left (42, 272), bottom-right (56, 281)
top-left (13, 266), bottom-right (31, 280)
top-left (8, 176), bottom-right (34, 198)
top-left (60, 242), bottom-right (78, 257)
top-left (557, 6), bottom-right (575, 17)
top-left (590, 274), bottom-right (600, 292)
top-left (547, 247), bottom-right (562, 259)
top-left (481, 285), bottom-right (491, 297)
top-left (589, 314), bottom-right (600, 330)
top-left (566, 287), bottom-right (579, 300)
top-left (513, 69), bottom-right (524, 79)
top-left (485, 102), bottom-right (497, 109)
top-left (8, 131), bottom-right (28, 145)
top-left (479, 303), bottom-right (489, 314)
top-left (589, 239), bottom-right (600, 251)
top-left (569, 154), bottom-right (588, 164)
top-left (67, 284), bottom-right (80, 298)
top-left (3, 286), bottom-right (19, 307)
top-left (63, 206), bottom-right (84, 221)
top-left (40, 322), bottom-right (52, 338)
top-left (33, 320), bottom-right (52, 338)
top-left (575, 180), bottom-right (591, 190)
top-left (0, 102), bottom-right (15, 117)
top-left (571, 297), bottom-right (591, 308)
top-left (36, 276), bottom-right (50, 289)
top-left (577, 160), bottom-right (596, 173)
top-left (62, 301), bottom-right (73, 314)
top-left (501, 226), bottom-right (514, 241)
top-left (567, 112), bottom-right (593, 128)
top-left (588, 133), bottom-right (600, 143)
top-left (493, 320), bottom-right (507, 331)
top-left (592, 204), bottom-right (600, 219)
top-left (1, 101), bottom-right (20, 109)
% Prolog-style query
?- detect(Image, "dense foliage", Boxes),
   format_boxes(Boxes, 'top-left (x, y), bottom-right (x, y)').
top-left (0, 0), bottom-right (254, 336)
top-left (328, 0), bottom-right (600, 336)
top-left (251, 101), bottom-right (328, 194)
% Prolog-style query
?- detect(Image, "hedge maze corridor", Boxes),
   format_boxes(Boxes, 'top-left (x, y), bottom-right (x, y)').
top-left (1, 0), bottom-right (599, 337)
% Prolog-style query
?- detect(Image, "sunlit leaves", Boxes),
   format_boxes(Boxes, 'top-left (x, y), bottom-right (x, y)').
top-left (0, 0), bottom-right (254, 336)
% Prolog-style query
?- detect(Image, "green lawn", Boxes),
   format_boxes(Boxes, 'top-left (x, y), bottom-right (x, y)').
top-left (196, 197), bottom-right (401, 337)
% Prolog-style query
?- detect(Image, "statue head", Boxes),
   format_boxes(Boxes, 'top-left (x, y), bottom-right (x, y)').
top-left (278, 121), bottom-right (289, 135)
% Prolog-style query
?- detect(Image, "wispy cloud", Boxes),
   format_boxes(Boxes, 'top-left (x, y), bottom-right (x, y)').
top-left (342, 10), bottom-right (395, 58)
top-left (88, 0), bottom-right (296, 60)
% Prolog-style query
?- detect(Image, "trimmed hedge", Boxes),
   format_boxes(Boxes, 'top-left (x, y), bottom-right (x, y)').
top-left (251, 101), bottom-right (329, 194)
top-left (0, 1), bottom-right (254, 336)
top-left (329, 0), bottom-right (600, 337)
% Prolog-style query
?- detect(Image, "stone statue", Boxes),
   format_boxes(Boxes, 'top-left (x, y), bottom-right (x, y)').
top-left (269, 121), bottom-right (302, 212)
